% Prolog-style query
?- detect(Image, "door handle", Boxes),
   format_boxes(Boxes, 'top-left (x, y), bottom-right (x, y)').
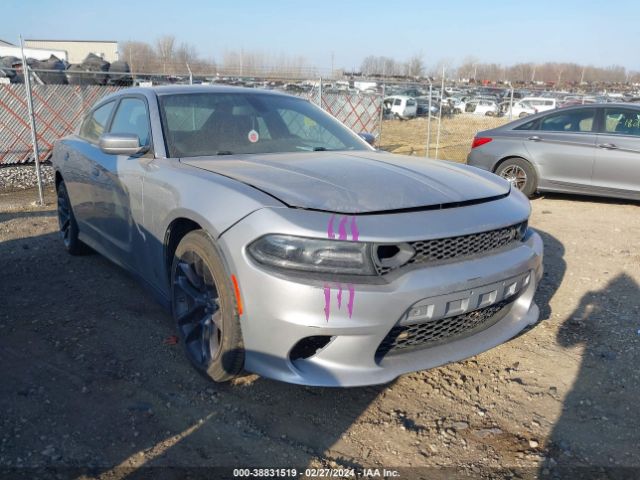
top-left (597, 143), bottom-right (618, 149)
top-left (527, 136), bottom-right (542, 141)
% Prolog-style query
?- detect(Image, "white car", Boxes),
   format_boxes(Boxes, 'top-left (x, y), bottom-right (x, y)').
top-left (520, 97), bottom-right (557, 113)
top-left (384, 95), bottom-right (418, 119)
top-left (446, 97), bottom-right (467, 114)
top-left (503, 101), bottom-right (537, 118)
top-left (466, 99), bottom-right (498, 116)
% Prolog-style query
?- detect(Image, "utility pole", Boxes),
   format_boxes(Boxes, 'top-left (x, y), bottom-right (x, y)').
top-left (435, 66), bottom-right (445, 160)
top-left (331, 51), bottom-right (334, 79)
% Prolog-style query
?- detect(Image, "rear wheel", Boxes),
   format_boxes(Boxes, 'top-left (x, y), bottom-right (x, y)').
top-left (171, 230), bottom-right (244, 382)
top-left (495, 158), bottom-right (537, 197)
top-left (56, 180), bottom-right (89, 255)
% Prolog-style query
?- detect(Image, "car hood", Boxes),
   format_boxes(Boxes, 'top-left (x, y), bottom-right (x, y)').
top-left (180, 151), bottom-right (510, 214)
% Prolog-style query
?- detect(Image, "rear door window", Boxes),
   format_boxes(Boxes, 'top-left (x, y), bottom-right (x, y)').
top-left (514, 118), bottom-right (540, 130)
top-left (539, 109), bottom-right (595, 132)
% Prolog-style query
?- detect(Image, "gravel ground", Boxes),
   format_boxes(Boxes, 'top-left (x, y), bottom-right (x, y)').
top-left (0, 164), bottom-right (54, 191)
top-left (0, 186), bottom-right (639, 479)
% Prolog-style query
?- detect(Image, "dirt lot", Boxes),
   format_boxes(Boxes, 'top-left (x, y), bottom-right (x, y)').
top-left (379, 115), bottom-right (509, 163)
top-left (1, 185), bottom-right (639, 479)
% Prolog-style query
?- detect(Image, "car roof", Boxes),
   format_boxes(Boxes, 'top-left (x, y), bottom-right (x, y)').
top-left (91, 84), bottom-right (302, 110)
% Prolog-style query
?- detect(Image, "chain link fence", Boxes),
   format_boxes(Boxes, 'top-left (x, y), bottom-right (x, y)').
top-left (0, 84), bottom-right (123, 164)
top-left (0, 71), bottom-right (383, 166)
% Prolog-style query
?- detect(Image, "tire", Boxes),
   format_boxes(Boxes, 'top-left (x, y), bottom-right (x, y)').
top-left (495, 158), bottom-right (538, 197)
top-left (56, 180), bottom-right (90, 255)
top-left (171, 230), bottom-right (244, 382)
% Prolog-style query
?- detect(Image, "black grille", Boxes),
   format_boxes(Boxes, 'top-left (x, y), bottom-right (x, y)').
top-left (375, 223), bottom-right (525, 275)
top-left (375, 299), bottom-right (513, 358)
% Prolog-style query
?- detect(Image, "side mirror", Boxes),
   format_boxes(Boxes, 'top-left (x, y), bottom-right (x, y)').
top-left (99, 133), bottom-right (149, 156)
top-left (358, 132), bottom-right (376, 147)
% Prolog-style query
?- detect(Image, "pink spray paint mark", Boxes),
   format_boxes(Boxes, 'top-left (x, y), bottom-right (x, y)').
top-left (323, 284), bottom-right (331, 322)
top-left (347, 284), bottom-right (355, 318)
top-left (338, 216), bottom-right (348, 240)
top-left (350, 216), bottom-right (359, 241)
top-left (327, 215), bottom-right (336, 239)
top-left (324, 216), bottom-right (359, 321)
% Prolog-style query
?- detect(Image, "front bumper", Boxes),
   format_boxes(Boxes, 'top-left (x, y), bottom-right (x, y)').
top-left (218, 197), bottom-right (543, 387)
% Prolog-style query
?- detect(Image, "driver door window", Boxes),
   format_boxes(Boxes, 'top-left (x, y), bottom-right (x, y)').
top-left (109, 97), bottom-right (151, 147)
top-left (80, 101), bottom-right (115, 143)
top-left (603, 108), bottom-right (640, 136)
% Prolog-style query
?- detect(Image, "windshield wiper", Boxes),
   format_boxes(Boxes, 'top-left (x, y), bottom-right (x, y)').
top-left (312, 147), bottom-right (333, 151)
top-left (216, 151), bottom-right (234, 155)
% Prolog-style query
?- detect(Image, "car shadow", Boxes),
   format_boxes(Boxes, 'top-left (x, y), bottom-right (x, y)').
top-left (540, 273), bottom-right (640, 477)
top-left (0, 209), bottom-right (568, 478)
top-left (533, 191), bottom-right (639, 206)
top-left (0, 227), bottom-right (387, 478)
top-left (533, 228), bottom-right (566, 323)
top-left (0, 209), bottom-right (56, 223)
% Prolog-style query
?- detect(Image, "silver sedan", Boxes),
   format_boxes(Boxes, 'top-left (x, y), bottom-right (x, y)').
top-left (52, 86), bottom-right (543, 386)
top-left (467, 103), bottom-right (640, 200)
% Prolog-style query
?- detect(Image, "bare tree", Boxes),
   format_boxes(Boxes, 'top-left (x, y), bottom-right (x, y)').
top-left (156, 35), bottom-right (176, 74)
top-left (120, 41), bottom-right (157, 76)
top-left (406, 53), bottom-right (425, 78)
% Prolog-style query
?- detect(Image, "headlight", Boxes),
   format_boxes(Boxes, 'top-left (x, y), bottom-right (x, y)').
top-left (247, 234), bottom-right (376, 275)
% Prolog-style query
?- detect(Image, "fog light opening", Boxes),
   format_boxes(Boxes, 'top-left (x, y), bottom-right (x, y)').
top-left (376, 244), bottom-right (400, 260)
top-left (290, 336), bottom-right (334, 361)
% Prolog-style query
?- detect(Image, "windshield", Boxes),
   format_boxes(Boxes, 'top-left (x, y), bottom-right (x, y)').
top-left (158, 92), bottom-right (369, 157)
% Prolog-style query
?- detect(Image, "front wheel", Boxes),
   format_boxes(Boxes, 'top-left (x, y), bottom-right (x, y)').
top-left (495, 158), bottom-right (538, 197)
top-left (56, 180), bottom-right (90, 255)
top-left (171, 230), bottom-right (244, 382)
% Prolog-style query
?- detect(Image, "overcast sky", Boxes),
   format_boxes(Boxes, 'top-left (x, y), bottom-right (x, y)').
top-left (4, 0), bottom-right (640, 71)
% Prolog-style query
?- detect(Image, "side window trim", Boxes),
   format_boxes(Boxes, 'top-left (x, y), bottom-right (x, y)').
top-left (108, 94), bottom-right (154, 150)
top-left (594, 107), bottom-right (604, 134)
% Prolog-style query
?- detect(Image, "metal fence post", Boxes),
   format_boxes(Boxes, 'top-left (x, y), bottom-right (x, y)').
top-left (318, 77), bottom-right (323, 109)
top-left (509, 83), bottom-right (514, 120)
top-left (186, 63), bottom-right (193, 85)
top-left (378, 82), bottom-right (385, 145)
top-left (426, 80), bottom-right (432, 157)
top-left (435, 66), bottom-right (445, 160)
top-left (20, 36), bottom-right (44, 205)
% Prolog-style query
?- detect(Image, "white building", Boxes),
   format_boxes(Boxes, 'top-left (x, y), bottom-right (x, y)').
top-left (24, 39), bottom-right (118, 63)
top-left (0, 39), bottom-right (68, 61)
